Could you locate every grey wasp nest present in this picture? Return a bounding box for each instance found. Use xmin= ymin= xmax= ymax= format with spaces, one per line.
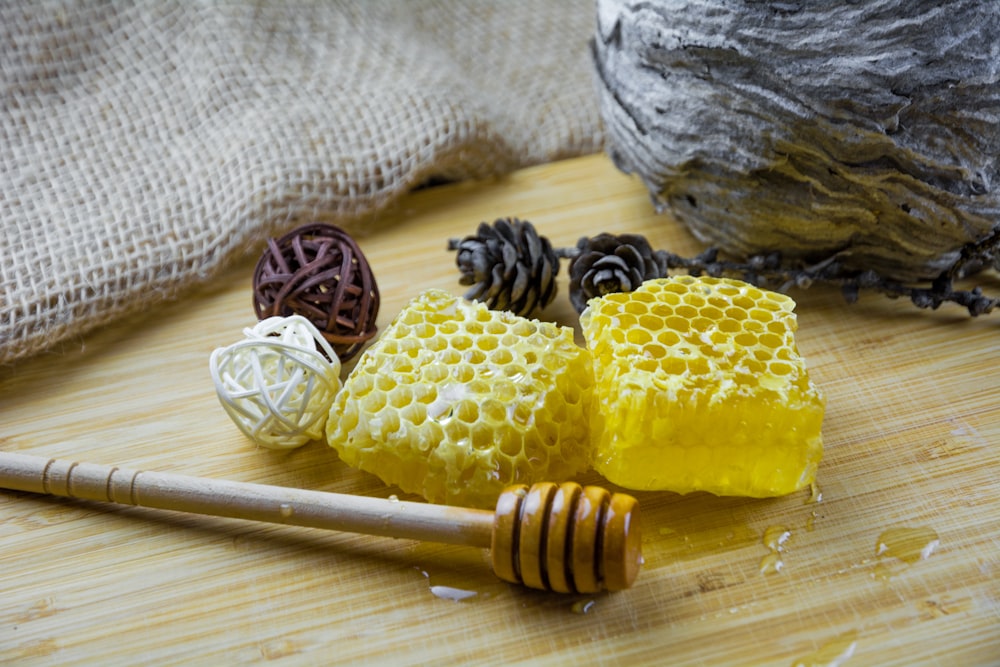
xmin=592 ymin=0 xmax=1000 ymax=283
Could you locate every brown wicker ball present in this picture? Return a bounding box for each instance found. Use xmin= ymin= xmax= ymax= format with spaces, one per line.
xmin=253 ymin=223 xmax=379 ymax=361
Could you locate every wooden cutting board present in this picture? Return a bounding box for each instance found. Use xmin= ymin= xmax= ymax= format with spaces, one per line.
xmin=2 ymin=154 xmax=998 ymax=666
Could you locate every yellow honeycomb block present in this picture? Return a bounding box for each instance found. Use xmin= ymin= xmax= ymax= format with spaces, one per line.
xmin=327 ymin=289 xmax=594 ymax=508
xmin=581 ymin=276 xmax=825 ymax=497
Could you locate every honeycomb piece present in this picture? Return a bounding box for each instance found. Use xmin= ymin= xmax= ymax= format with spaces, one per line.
xmin=581 ymin=276 xmax=825 ymax=497
xmin=327 ymin=289 xmax=594 ymax=508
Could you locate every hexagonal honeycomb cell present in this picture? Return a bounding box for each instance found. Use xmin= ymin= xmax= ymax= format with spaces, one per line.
xmin=581 ymin=276 xmax=825 ymax=497
xmin=326 ymin=289 xmax=594 ymax=508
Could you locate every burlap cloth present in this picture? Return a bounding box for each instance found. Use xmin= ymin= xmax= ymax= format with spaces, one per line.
xmin=1 ymin=2 xmax=603 ymax=365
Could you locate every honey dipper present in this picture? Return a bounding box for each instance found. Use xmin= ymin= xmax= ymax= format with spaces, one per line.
xmin=0 ymin=452 xmax=641 ymax=593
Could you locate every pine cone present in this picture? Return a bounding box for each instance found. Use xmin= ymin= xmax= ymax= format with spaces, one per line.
xmin=448 ymin=218 xmax=559 ymax=316
xmin=568 ymin=233 xmax=667 ymax=312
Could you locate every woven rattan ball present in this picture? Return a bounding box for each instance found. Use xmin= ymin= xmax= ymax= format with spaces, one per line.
xmin=210 ymin=316 xmax=342 ymax=450
xmin=253 ymin=223 xmax=380 ymax=361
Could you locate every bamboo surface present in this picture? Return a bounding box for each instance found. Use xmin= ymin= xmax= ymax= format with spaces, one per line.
xmin=2 ymin=153 xmax=999 ymax=666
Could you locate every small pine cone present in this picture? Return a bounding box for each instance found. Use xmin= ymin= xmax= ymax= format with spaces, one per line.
xmin=568 ymin=233 xmax=667 ymax=313
xmin=448 ymin=217 xmax=559 ymax=316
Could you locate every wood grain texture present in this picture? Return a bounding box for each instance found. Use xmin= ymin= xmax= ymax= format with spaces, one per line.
xmin=2 ymin=154 xmax=998 ymax=666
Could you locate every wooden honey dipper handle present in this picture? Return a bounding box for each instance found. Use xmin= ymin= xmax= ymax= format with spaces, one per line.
xmin=0 ymin=452 xmax=641 ymax=593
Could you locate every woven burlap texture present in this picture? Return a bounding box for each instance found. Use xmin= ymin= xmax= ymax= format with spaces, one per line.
xmin=1 ymin=2 xmax=603 ymax=365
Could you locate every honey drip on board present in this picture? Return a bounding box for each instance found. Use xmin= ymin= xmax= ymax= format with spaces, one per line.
xmin=876 ymin=527 xmax=939 ymax=563
xmin=410 ymin=544 xmax=506 ymax=602
xmin=429 ymin=583 xmax=478 ymax=602
xmin=417 ymin=568 xmax=483 ymax=602
xmin=790 ymin=630 xmax=858 ymax=667
xmin=759 ymin=526 xmax=791 ymax=574
xmin=873 ymin=526 xmax=939 ymax=582
xmin=805 ymin=482 xmax=823 ymax=504
xmin=759 ymin=552 xmax=784 ymax=574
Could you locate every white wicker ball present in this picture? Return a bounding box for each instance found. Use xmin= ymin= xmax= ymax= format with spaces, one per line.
xmin=210 ymin=315 xmax=342 ymax=450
